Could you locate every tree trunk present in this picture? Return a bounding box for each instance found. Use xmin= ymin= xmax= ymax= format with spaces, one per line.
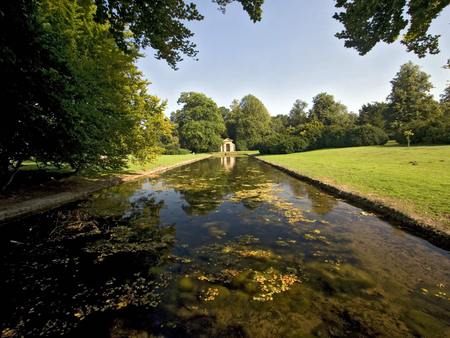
xmin=1 ymin=159 xmax=23 ymax=192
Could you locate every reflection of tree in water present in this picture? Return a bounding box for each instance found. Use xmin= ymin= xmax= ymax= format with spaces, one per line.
xmin=305 ymin=185 xmax=338 ymax=216
xmin=164 ymin=157 xmax=270 ymax=215
xmin=285 ymin=178 xmax=338 ymax=216
xmin=0 ymin=198 xmax=175 ymax=337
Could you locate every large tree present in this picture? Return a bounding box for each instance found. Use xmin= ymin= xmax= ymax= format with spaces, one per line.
xmin=334 ymin=0 xmax=449 ymax=58
xmin=172 ymin=92 xmax=225 ymax=152
xmin=386 ymin=62 xmax=440 ymax=126
xmin=234 ymin=95 xmax=272 ymax=150
xmin=309 ymin=93 xmax=352 ymax=127
xmin=0 ymin=0 xmax=170 ymax=189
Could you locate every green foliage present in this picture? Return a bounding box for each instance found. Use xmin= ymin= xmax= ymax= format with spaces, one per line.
xmin=234 ymin=95 xmax=272 ymax=150
xmin=172 ymin=92 xmax=225 ymax=152
xmin=0 ymin=0 xmax=171 ymax=189
xmin=270 ymin=115 xmax=290 ymax=134
xmin=441 ymin=84 xmax=450 ymax=116
xmin=294 ymin=120 xmax=325 ymax=150
xmin=94 ymin=0 xmax=265 ymax=68
xmin=345 ymin=125 xmax=389 ymax=147
xmin=257 ymin=134 xmax=308 ymax=155
xmin=334 ymin=0 xmax=449 ymax=57
xmin=309 ymin=93 xmax=352 ymax=127
xmin=387 ymin=62 xmax=441 ymax=126
xmin=315 ymin=124 xmax=388 ymax=149
xmin=289 ymin=99 xmax=309 ymax=127
xmin=395 ymin=118 xmax=450 ymax=145
xmin=358 ymin=102 xmax=388 ymax=129
xmin=164 ymin=145 xmax=192 ymax=155
xmin=38 ymin=0 xmax=170 ymax=167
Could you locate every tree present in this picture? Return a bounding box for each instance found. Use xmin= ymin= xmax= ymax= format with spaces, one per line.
xmin=234 ymin=95 xmax=272 ymax=150
xmin=289 ymin=100 xmax=308 ymax=127
xmin=94 ymin=0 xmax=264 ymax=68
xmin=358 ymin=102 xmax=388 ymax=129
xmin=403 ymin=130 xmax=414 ymax=147
xmin=172 ymin=92 xmax=225 ymax=152
xmin=441 ymin=85 xmax=450 ymax=116
xmin=334 ymin=0 xmax=449 ymax=58
xmin=0 ymin=0 xmax=171 ymax=189
xmin=309 ymin=93 xmax=352 ymax=127
xmin=441 ymin=61 xmax=450 ymax=115
xmin=271 ymin=115 xmax=290 ymax=134
xmin=386 ymin=62 xmax=440 ymax=126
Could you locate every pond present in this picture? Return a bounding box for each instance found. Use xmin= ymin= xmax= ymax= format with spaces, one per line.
xmin=1 ymin=156 xmax=449 ymax=337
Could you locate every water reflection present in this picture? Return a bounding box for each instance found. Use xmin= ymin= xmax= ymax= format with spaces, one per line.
xmin=220 ymin=156 xmax=236 ymax=171
xmin=1 ymin=156 xmax=449 ymax=337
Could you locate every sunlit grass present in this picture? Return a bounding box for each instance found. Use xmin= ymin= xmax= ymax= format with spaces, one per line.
xmin=123 ymin=154 xmax=210 ymax=173
xmin=258 ymin=145 xmax=450 ymax=227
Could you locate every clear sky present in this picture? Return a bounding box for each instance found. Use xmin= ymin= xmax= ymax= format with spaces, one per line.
xmin=137 ymin=0 xmax=450 ymax=116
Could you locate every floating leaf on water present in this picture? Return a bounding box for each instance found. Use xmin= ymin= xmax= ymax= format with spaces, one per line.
xmin=360 ymin=211 xmax=374 ymax=216
xmin=1 ymin=328 xmax=17 ymax=337
xmin=199 ymin=287 xmax=220 ymax=302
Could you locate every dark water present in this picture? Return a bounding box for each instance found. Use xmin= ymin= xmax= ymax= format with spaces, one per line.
xmin=1 ymin=156 xmax=449 ymax=337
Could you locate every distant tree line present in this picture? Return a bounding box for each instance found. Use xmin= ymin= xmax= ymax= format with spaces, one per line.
xmin=259 ymin=61 xmax=450 ymax=154
xmin=258 ymin=61 xmax=450 ymax=154
xmin=169 ymin=61 xmax=449 ymax=154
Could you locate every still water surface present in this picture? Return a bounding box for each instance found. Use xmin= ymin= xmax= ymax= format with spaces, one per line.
xmin=1 ymin=156 xmax=449 ymax=337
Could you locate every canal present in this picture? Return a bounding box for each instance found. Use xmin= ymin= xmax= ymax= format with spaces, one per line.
xmin=1 ymin=156 xmax=449 ymax=337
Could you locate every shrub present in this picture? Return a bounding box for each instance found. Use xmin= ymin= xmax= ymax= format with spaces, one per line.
xmin=318 ymin=126 xmax=347 ymax=148
xmin=257 ymin=134 xmax=308 ymax=155
xmin=164 ymin=147 xmax=191 ymax=155
xmin=394 ymin=118 xmax=450 ymax=145
xmin=344 ymin=125 xmax=388 ymax=146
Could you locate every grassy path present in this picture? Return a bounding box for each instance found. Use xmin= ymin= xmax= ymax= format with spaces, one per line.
xmin=258 ymin=145 xmax=450 ymax=230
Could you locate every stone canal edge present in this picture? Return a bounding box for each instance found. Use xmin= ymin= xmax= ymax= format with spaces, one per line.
xmin=253 ymin=156 xmax=450 ymax=250
xmin=0 ymin=155 xmax=211 ymax=225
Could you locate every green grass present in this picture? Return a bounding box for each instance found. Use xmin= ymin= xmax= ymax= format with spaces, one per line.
xmin=258 ymin=145 xmax=450 ymax=227
xmin=123 ymin=154 xmax=210 ymax=173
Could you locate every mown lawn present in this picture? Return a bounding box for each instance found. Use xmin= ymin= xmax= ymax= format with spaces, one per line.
xmin=258 ymin=145 xmax=450 ymax=227
xmin=123 ymin=154 xmax=210 ymax=173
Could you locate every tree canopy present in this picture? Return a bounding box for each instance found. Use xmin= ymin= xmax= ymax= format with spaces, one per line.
xmin=387 ymin=62 xmax=440 ymax=126
xmin=171 ymin=92 xmax=225 ymax=152
xmin=309 ymin=93 xmax=351 ymax=127
xmin=232 ymin=95 xmax=272 ymax=150
xmin=0 ymin=0 xmax=171 ymax=188
xmin=289 ymin=100 xmax=309 ymax=127
xmin=334 ymin=0 xmax=449 ymax=58
xmin=358 ymin=102 xmax=388 ymax=129
xmin=93 ymin=0 xmax=264 ymax=68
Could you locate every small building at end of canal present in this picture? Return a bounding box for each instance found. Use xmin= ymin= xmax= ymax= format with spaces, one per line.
xmin=220 ymin=138 xmax=236 ymax=153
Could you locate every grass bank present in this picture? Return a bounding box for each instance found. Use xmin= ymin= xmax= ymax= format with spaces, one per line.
xmin=257 ymin=145 xmax=450 ymax=233
xmin=0 ymin=154 xmax=209 ymax=223
xmin=122 ymin=154 xmax=210 ymax=173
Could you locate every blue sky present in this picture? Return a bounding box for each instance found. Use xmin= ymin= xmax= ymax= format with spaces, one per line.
xmin=137 ymin=0 xmax=450 ymax=116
